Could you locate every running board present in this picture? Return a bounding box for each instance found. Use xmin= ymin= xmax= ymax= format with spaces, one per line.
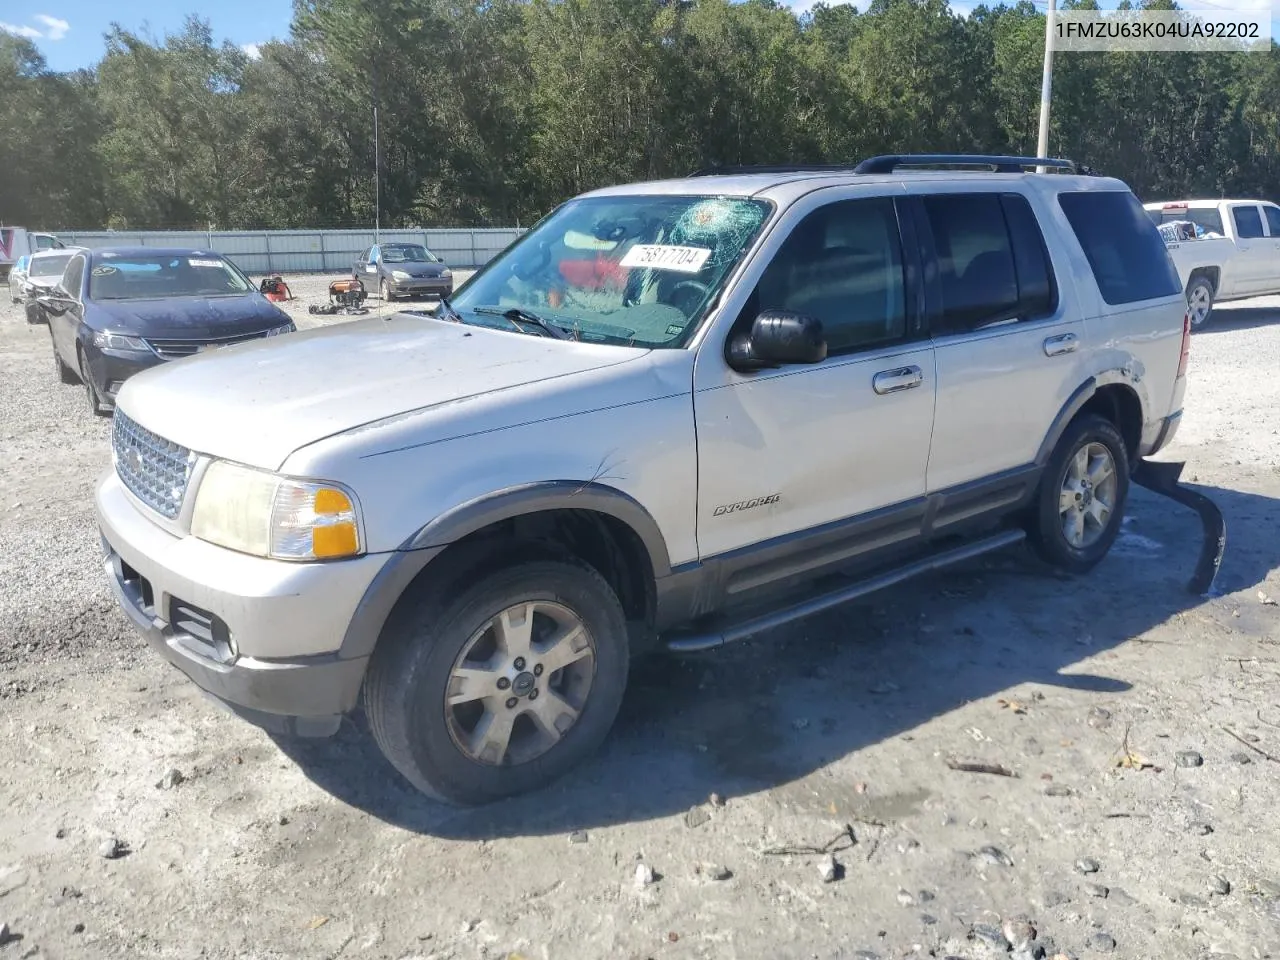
xmin=664 ymin=528 xmax=1027 ymax=653
xmin=1131 ymin=458 xmax=1226 ymax=597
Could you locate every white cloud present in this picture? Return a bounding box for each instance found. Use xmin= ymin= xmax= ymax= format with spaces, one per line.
xmin=1 ymin=14 xmax=69 ymax=41
xmin=0 ymin=21 xmax=44 ymax=40
xmin=33 ymin=14 xmax=68 ymax=40
xmin=240 ymin=42 xmax=262 ymax=59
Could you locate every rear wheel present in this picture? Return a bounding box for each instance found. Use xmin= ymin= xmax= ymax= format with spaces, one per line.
xmin=1186 ymin=276 xmax=1215 ymax=330
xmin=363 ymin=559 xmax=630 ymax=806
xmin=1027 ymin=414 xmax=1129 ymax=574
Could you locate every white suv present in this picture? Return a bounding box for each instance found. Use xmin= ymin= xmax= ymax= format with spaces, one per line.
xmin=96 ymin=154 xmax=1191 ymax=805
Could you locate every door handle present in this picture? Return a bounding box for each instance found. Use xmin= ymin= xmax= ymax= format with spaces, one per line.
xmin=872 ymin=365 xmax=923 ymax=395
xmin=1043 ymin=333 xmax=1079 ymax=357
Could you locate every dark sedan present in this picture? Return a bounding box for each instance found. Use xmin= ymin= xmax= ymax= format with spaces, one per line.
xmin=353 ymin=242 xmax=453 ymax=301
xmin=36 ymin=248 xmax=295 ymax=416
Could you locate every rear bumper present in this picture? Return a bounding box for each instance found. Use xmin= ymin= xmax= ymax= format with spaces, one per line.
xmin=1140 ymin=409 xmax=1182 ymax=457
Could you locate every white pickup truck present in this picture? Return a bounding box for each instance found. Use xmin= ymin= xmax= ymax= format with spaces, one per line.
xmin=1144 ymin=199 xmax=1280 ymax=328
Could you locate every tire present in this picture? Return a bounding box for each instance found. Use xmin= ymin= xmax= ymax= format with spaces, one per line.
xmin=53 ymin=331 xmax=78 ymax=385
xmin=1186 ymin=275 xmax=1215 ymax=330
xmin=363 ymin=558 xmax=630 ymax=806
xmin=380 ymin=278 xmax=394 ymax=302
xmin=1027 ymin=414 xmax=1130 ymax=575
xmin=77 ymin=346 xmax=111 ymax=416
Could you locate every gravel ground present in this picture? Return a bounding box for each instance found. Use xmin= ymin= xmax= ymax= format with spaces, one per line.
xmin=0 ymin=276 xmax=1279 ymax=960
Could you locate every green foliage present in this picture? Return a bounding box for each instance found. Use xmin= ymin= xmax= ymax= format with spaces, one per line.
xmin=1 ymin=1 xmax=1277 ymax=230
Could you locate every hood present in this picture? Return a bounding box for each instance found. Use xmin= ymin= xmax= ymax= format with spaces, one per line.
xmin=383 ymin=261 xmax=446 ymax=278
xmin=115 ymin=314 xmax=649 ymax=471
xmin=90 ymin=294 xmax=289 ymax=339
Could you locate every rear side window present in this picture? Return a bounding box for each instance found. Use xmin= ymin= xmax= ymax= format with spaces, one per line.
xmin=1058 ymin=191 xmax=1182 ymax=305
xmin=921 ymin=192 xmax=1056 ymax=333
xmin=1265 ymin=206 xmax=1280 ymax=237
xmin=1234 ymin=205 xmax=1265 ymax=239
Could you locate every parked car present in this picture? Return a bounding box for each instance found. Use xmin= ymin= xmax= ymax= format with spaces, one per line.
xmin=1143 ymin=198 xmax=1280 ymax=328
xmin=96 ymin=155 xmax=1190 ymax=806
xmin=0 ymin=227 xmax=66 ymax=281
xmin=36 ymin=247 xmax=295 ymax=415
xmin=7 ymin=255 xmax=30 ymax=304
xmin=18 ymin=248 xmax=84 ymax=315
xmin=353 ymin=242 xmax=453 ymax=301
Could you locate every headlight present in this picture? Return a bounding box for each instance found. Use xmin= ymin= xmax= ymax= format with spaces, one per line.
xmin=265 ymin=323 xmax=294 ymax=336
xmin=391 ymin=270 xmax=411 ymax=280
xmin=441 ymin=269 xmax=452 ymax=278
xmin=93 ymin=332 xmax=149 ymax=352
xmin=190 ymin=460 xmax=362 ymax=561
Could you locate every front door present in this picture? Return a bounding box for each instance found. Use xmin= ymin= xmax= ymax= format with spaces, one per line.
xmin=694 ymin=193 xmax=937 ymax=563
xmin=1231 ymin=204 xmax=1269 ymax=296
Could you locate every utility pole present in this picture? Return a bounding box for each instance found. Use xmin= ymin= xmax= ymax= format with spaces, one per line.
xmin=1036 ymin=0 xmax=1057 ymax=172
xmin=374 ymin=104 xmax=381 ymax=243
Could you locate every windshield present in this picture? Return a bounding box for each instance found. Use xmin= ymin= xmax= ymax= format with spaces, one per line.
xmin=381 ymin=244 xmax=438 ymax=263
xmin=451 ymin=195 xmax=772 ymax=347
xmin=88 ymin=254 xmax=253 ymax=300
xmin=31 ymin=254 xmax=72 ymax=277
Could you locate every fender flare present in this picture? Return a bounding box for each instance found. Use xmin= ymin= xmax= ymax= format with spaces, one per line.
xmin=337 ymin=481 xmax=673 ymax=660
xmin=1034 ymin=377 xmax=1097 ymax=467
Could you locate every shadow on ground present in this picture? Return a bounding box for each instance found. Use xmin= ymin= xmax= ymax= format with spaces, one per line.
xmin=1196 ymin=302 xmax=1280 ymax=334
xmin=272 ymin=480 xmax=1280 ymax=839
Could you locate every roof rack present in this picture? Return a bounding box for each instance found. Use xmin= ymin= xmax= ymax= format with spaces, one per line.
xmin=854 ymin=154 xmax=1080 ymax=174
xmin=688 ymin=154 xmax=1092 ymax=178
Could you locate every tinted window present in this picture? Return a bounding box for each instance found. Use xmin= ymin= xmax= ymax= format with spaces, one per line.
xmin=1058 ymin=191 xmax=1182 ymax=305
xmin=62 ymin=256 xmax=85 ymax=297
xmin=1234 ymin=205 xmax=1265 ymax=239
xmin=754 ymin=197 xmax=907 ymax=353
xmin=1266 ymin=206 xmax=1280 ymax=237
xmin=921 ymin=194 xmax=1019 ymax=332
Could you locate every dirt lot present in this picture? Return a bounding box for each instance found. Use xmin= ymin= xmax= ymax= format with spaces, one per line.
xmin=1 ymin=273 xmax=1279 ymax=960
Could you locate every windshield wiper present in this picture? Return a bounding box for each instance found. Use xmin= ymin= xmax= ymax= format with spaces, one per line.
xmin=471 ymin=306 xmax=571 ymax=340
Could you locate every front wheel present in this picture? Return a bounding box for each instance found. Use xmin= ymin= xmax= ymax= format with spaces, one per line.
xmin=1186 ymin=276 xmax=1215 ymax=330
xmin=380 ymin=278 xmax=395 ymax=302
xmin=77 ymin=346 xmax=111 ymax=416
xmin=1027 ymin=414 xmax=1130 ymax=575
xmin=363 ymin=559 xmax=630 ymax=806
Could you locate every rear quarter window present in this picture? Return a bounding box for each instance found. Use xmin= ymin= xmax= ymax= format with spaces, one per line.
xmin=1058 ymin=191 xmax=1182 ymax=305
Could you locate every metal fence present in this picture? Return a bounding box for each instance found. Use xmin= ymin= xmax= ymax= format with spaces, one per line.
xmin=55 ymin=228 xmax=526 ymax=274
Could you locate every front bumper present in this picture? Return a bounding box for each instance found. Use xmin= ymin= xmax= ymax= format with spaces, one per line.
xmin=96 ymin=470 xmax=386 ymax=735
xmin=389 ymin=277 xmax=453 ymax=298
xmin=86 ymin=348 xmax=164 ymax=401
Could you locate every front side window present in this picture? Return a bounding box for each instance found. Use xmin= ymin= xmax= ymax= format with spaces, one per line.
xmin=752 ymin=197 xmax=906 ymax=353
xmin=1234 ymin=205 xmax=1265 ymax=239
xmin=452 ymin=195 xmax=772 ymax=347
xmin=87 ymin=254 xmax=253 ymax=300
xmin=61 ymin=256 xmax=85 ymax=298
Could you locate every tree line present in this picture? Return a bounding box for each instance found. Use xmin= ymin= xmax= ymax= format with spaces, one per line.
xmin=1 ymin=0 xmax=1277 ymax=232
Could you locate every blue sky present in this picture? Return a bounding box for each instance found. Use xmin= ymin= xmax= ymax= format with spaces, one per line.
xmin=0 ymin=0 xmax=293 ymax=71
xmin=3 ymin=0 xmax=1275 ymax=72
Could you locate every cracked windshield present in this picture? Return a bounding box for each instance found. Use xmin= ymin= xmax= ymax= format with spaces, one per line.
xmin=451 ymin=196 xmax=770 ymax=346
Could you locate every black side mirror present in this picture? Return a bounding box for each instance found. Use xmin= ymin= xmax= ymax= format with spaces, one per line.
xmin=727 ymin=309 xmax=827 ymax=371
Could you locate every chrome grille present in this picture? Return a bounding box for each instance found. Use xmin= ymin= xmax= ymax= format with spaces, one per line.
xmin=145 ymin=329 xmax=273 ymax=359
xmin=112 ymin=410 xmax=195 ymax=519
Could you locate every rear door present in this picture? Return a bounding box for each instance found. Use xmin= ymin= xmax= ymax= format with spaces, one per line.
xmin=1229 ymin=203 xmax=1269 ymax=295
xmin=907 ymin=186 xmax=1081 ymax=499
